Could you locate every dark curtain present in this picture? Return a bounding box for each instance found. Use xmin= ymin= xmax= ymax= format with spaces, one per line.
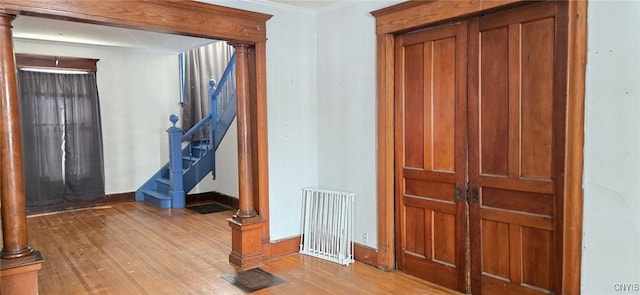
xmin=18 ymin=70 xmax=105 ymax=206
xmin=182 ymin=41 xmax=234 ymax=131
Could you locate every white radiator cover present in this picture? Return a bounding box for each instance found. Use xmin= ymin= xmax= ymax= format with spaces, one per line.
xmin=299 ymin=188 xmax=355 ymax=265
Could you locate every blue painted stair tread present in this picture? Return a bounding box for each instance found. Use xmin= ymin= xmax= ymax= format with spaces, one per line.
xmin=141 ymin=189 xmax=171 ymax=208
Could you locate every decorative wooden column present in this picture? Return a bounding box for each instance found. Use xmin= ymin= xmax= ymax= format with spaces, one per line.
xmin=0 ymin=11 xmax=44 ymax=295
xmin=227 ymin=42 xmax=264 ymax=269
xmin=0 ymin=12 xmax=32 ymax=260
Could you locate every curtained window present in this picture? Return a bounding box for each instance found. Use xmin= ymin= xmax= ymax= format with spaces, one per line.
xmin=17 ymin=54 xmax=105 ymax=207
xmin=181 ymin=41 xmax=234 ymax=131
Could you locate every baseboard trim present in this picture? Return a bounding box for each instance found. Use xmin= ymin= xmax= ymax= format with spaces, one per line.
xmin=262 ymin=236 xmax=383 ymax=269
xmin=263 ymin=236 xmax=301 ymax=260
xmin=25 ymin=190 xmax=239 ymax=215
xmin=186 ymin=191 xmax=238 ymax=208
xmin=26 ymin=192 xmax=134 ymax=215
xmin=106 ymin=192 xmax=136 ymax=203
xmin=353 ymin=243 xmax=379 ymax=268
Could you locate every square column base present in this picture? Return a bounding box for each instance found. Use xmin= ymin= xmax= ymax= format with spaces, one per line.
xmin=227 ymin=217 xmax=264 ymax=270
xmin=1 ymin=251 xmax=44 ymax=295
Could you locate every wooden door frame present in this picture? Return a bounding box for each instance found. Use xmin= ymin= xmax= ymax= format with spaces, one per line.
xmin=0 ymin=0 xmax=272 ymax=266
xmin=371 ymin=1 xmax=587 ymax=294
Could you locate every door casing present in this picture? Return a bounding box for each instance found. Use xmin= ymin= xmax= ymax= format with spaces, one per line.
xmin=371 ymin=1 xmax=587 ymax=294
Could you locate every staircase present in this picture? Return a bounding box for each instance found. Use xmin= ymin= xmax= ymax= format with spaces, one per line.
xmin=135 ymin=55 xmax=236 ymax=208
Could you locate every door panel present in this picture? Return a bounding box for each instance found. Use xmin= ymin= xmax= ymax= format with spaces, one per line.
xmin=469 ymin=2 xmax=562 ymax=294
xmin=395 ymin=22 xmax=467 ymax=293
xmin=403 ymin=43 xmax=426 ymax=169
xmin=395 ymin=2 xmax=565 ymax=293
xmin=480 ymin=220 xmax=510 ymax=278
xmin=520 ymin=17 xmax=555 ymax=179
xmin=479 ymin=26 xmax=509 ymax=177
xmin=432 ymin=37 xmax=457 ymax=172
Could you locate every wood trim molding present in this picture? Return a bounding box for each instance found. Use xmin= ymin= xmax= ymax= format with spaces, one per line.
xmin=354 ymin=243 xmax=378 ymax=268
xmin=371 ymin=1 xmax=587 ymax=293
xmin=253 ymin=41 xmax=271 ymax=244
xmin=375 ymin=33 xmax=396 ymax=272
xmin=0 ymin=0 xmax=271 ymax=43
xmin=262 ymin=236 xmax=380 ymax=269
xmin=563 ymin=1 xmax=587 ymax=294
xmin=186 ymin=191 xmax=239 ymax=208
xmin=263 ymin=236 xmax=301 ymax=260
xmin=15 ymin=53 xmax=98 ymax=72
xmin=26 ymin=192 xmax=134 ymax=215
xmin=371 ymin=0 xmax=526 ymax=35
xmin=0 ymin=9 xmax=16 ymax=15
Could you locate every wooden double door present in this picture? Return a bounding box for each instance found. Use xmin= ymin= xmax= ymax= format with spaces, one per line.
xmin=394 ymin=2 xmax=567 ymax=294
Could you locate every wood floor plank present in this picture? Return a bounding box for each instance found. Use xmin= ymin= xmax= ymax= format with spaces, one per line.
xmin=14 ymin=202 xmax=461 ymax=294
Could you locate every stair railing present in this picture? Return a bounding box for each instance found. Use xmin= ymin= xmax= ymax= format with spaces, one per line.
xmin=208 ymin=53 xmax=236 ymax=176
xmin=166 ymin=54 xmax=236 ymax=203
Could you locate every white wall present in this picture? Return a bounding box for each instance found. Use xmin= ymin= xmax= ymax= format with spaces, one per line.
xmin=213 ymin=119 xmax=239 ymax=197
xmin=316 ymin=1 xmax=401 ymax=248
xmin=582 ymin=1 xmax=640 ymax=294
xmin=14 ymin=39 xmax=181 ymax=195
xmin=190 ymin=118 xmax=239 ymax=198
xmin=207 ymin=0 xmax=398 ymax=245
xmin=203 ymin=1 xmax=319 ymax=240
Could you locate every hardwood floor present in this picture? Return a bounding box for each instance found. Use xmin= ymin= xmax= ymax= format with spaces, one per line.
xmin=17 ymin=202 xmax=460 ymax=294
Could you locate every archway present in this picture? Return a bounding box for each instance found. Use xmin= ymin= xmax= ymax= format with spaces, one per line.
xmin=0 ymin=2 xmax=272 ymax=291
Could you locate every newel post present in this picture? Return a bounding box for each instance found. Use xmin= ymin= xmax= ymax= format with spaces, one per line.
xmin=168 ymin=115 xmax=185 ymax=208
xmin=227 ymin=41 xmax=264 ymax=269
xmin=0 ymin=11 xmax=44 ymax=295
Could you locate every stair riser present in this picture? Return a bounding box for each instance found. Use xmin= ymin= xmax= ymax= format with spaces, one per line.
xmin=143 ymin=192 xmax=171 ymax=208
xmin=189 ymin=149 xmax=206 ymax=158
xmin=182 ymin=158 xmax=196 ymax=168
xmin=155 ymin=181 xmax=170 ymax=195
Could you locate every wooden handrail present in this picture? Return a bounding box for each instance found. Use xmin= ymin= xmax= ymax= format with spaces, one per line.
xmin=181 ymin=113 xmax=212 ymax=141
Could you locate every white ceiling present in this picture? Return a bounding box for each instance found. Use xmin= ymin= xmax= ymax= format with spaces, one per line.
xmin=268 ymin=0 xmax=339 ymax=9
xmin=11 ymin=1 xmax=339 ymax=52
xmin=12 ymin=15 xmax=217 ymax=53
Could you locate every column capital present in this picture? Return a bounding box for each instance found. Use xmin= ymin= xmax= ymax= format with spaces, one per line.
xmin=0 ymin=11 xmax=17 ymax=28
xmin=228 ymin=41 xmax=251 ymax=52
xmin=0 ymin=10 xmax=18 ymax=17
xmin=228 ymin=41 xmax=252 ymax=47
